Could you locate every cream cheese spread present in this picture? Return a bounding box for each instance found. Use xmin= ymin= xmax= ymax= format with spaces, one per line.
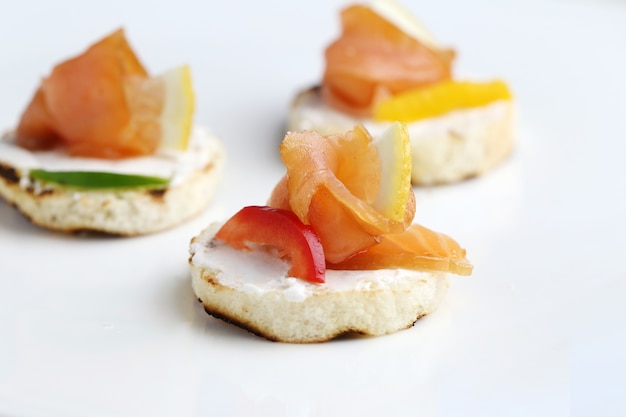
xmin=190 ymin=223 xmax=438 ymax=303
xmin=288 ymin=91 xmax=514 ymax=185
xmin=0 ymin=126 xmax=222 ymax=187
xmin=289 ymin=90 xmax=509 ymax=139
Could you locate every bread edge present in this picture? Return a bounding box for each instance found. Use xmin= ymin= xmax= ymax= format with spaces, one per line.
xmin=0 ymin=141 xmax=225 ymax=236
xmin=190 ymin=231 xmax=450 ymax=344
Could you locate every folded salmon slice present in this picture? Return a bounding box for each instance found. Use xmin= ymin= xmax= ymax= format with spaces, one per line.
xmin=15 ymin=29 xmax=164 ymax=159
xmin=322 ymin=5 xmax=455 ymax=116
xmin=329 ymin=224 xmax=473 ymax=276
xmin=268 ymin=127 xmax=415 ymax=264
xmin=269 ymin=126 xmax=471 ymax=274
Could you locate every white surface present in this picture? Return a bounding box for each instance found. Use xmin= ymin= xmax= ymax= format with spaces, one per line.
xmin=0 ymin=0 xmax=625 ymax=416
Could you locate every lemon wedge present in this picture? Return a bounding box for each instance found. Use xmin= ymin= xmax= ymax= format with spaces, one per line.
xmin=368 ymin=0 xmax=439 ymax=50
xmin=156 ymin=64 xmax=195 ymax=151
xmin=372 ymin=122 xmax=412 ymax=222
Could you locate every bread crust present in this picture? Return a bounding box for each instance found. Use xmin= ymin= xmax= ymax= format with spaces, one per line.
xmin=0 ymin=134 xmax=225 ymax=235
xmin=288 ymin=86 xmax=515 ymax=185
xmin=189 ymin=225 xmax=450 ymax=343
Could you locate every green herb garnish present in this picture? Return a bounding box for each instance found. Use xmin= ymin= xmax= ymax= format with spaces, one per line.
xmin=29 ymin=170 xmax=170 ymax=190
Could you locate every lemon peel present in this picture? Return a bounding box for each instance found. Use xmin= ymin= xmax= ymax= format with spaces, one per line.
xmin=156 ymin=64 xmax=195 ymax=151
xmin=372 ymin=122 xmax=412 ymax=223
xmin=367 ymin=0 xmax=439 ymax=50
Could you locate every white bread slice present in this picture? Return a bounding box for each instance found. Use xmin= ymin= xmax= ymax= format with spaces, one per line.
xmin=189 ymin=223 xmax=450 ymax=343
xmin=288 ymin=86 xmax=515 ymax=185
xmin=0 ymin=128 xmax=225 ymax=235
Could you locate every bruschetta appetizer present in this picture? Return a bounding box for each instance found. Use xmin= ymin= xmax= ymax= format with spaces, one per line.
xmin=0 ymin=29 xmax=224 ymax=235
xmin=288 ymin=0 xmax=515 ymax=185
xmin=190 ymin=123 xmax=472 ymax=343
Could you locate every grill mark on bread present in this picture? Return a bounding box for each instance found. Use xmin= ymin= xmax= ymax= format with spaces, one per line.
xmin=195 ymin=290 xmax=356 ymax=343
xmin=411 ymin=313 xmax=427 ymax=327
xmin=33 ymin=188 xmax=54 ymax=197
xmin=448 ymin=129 xmax=462 ymax=141
xmin=148 ymin=188 xmax=167 ymax=198
xmin=309 ymin=85 xmax=322 ymax=94
xmin=0 ymin=163 xmax=54 ymax=196
xmin=0 ymin=163 xmax=19 ymax=184
xmin=201 ymin=160 xmax=216 ymax=174
xmin=201 ymin=272 xmax=220 ymax=286
xmin=201 ymin=304 xmax=372 ymax=343
xmin=202 ymin=305 xmax=278 ymax=341
xmin=69 ymin=228 xmax=125 ymax=237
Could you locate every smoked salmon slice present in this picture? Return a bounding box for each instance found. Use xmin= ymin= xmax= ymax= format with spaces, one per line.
xmin=268 ymin=126 xmax=415 ymax=264
xmin=268 ymin=126 xmax=471 ymax=275
xmin=15 ymin=29 xmax=164 ymax=159
xmin=322 ymin=5 xmax=455 ymax=116
xmin=14 ymin=87 xmax=59 ymax=150
xmin=329 ymin=224 xmax=473 ymax=276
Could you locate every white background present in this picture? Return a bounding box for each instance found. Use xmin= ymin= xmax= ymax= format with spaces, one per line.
xmin=1 ymin=0 xmax=625 ymax=416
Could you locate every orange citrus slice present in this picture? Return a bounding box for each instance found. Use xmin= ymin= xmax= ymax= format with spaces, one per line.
xmin=374 ymin=79 xmax=512 ymax=123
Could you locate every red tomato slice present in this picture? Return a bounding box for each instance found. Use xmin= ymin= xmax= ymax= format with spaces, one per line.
xmin=215 ymin=206 xmax=326 ymax=283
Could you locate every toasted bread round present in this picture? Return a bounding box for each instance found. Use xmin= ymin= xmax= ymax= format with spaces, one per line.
xmin=0 ymin=128 xmax=225 ymax=235
xmin=189 ymin=224 xmax=450 ymax=343
xmin=288 ymin=86 xmax=515 ymax=185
